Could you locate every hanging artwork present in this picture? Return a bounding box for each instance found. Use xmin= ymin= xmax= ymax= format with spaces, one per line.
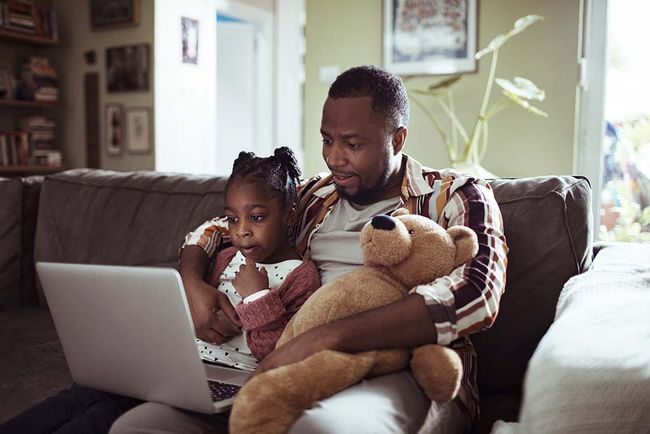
xmin=383 ymin=0 xmax=478 ymax=75
xmin=182 ymin=17 xmax=199 ymax=64
xmin=106 ymin=44 xmax=150 ymax=92
xmin=105 ymin=103 xmax=124 ymax=155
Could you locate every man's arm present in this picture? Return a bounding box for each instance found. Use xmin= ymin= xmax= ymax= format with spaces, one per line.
xmin=180 ymin=218 xmax=242 ymax=343
xmin=258 ymin=293 xmax=434 ymax=373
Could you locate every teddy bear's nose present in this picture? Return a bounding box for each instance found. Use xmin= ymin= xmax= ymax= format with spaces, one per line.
xmin=371 ymin=215 xmax=396 ymax=231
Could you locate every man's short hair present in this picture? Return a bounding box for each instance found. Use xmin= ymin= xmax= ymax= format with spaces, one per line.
xmin=328 ymin=65 xmax=409 ymax=130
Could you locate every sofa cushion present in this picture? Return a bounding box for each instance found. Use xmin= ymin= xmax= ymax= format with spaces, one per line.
xmin=0 ymin=177 xmax=22 ymax=310
xmin=471 ymin=176 xmax=592 ymax=395
xmin=34 ymin=169 xmax=228 ymax=303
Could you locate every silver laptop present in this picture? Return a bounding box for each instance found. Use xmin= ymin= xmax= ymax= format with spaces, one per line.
xmin=36 ymin=262 xmax=252 ymax=414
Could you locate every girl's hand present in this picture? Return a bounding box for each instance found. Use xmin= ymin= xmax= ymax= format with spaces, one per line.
xmin=233 ymin=256 xmax=269 ymax=298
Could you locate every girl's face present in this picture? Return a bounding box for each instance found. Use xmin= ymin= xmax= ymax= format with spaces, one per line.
xmin=224 ymin=179 xmax=292 ymax=264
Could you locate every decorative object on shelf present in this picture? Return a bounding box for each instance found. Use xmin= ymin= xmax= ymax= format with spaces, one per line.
xmin=383 ymin=0 xmax=477 ymax=76
xmin=106 ymin=44 xmax=150 ymax=92
xmin=181 ymin=17 xmax=199 ymax=65
xmin=105 ymin=103 xmax=124 ymax=155
xmin=90 ymin=0 xmax=139 ymax=30
xmin=125 ymin=107 xmax=151 ymax=154
xmin=407 ymin=15 xmax=547 ymax=178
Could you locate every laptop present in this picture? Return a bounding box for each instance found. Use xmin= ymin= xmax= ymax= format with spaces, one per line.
xmin=35 ymin=262 xmax=252 ymax=414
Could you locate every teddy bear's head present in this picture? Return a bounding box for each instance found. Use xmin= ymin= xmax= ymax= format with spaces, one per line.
xmin=359 ymin=209 xmax=478 ymax=289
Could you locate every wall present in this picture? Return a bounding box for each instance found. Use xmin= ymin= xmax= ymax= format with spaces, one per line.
xmin=303 ymin=0 xmax=582 ymax=178
xmin=154 ymin=0 xmax=218 ymax=174
xmin=54 ymin=0 xmax=155 ymax=171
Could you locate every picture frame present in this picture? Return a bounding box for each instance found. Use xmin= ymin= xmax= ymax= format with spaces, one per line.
xmin=106 ymin=44 xmax=150 ymax=92
xmin=181 ymin=17 xmax=199 ymax=64
xmin=105 ymin=103 xmax=124 ymax=156
xmin=90 ymin=0 xmax=140 ymax=30
xmin=125 ymin=107 xmax=151 ymax=154
xmin=383 ymin=0 xmax=478 ymax=76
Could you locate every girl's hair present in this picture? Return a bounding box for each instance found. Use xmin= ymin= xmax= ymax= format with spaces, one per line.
xmin=227 ymin=146 xmax=302 ymax=209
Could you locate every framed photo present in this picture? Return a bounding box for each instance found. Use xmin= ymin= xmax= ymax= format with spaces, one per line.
xmin=105 ymin=103 xmax=124 ymax=155
xmin=90 ymin=0 xmax=140 ymax=30
xmin=125 ymin=107 xmax=151 ymax=154
xmin=383 ymin=0 xmax=478 ymax=76
xmin=106 ymin=44 xmax=150 ymax=92
xmin=181 ymin=17 xmax=199 ymax=64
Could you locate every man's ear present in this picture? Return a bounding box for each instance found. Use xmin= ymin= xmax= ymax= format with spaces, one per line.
xmin=392 ymin=126 xmax=407 ymax=154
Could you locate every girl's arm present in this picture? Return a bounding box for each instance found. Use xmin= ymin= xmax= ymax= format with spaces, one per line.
xmin=235 ymin=260 xmax=321 ymax=360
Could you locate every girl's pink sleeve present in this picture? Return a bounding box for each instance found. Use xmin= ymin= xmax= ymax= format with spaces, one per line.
xmin=235 ymin=260 xmax=321 ymax=360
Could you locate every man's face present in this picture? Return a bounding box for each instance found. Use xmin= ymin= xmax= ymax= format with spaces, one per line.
xmin=320 ymin=96 xmax=400 ymax=205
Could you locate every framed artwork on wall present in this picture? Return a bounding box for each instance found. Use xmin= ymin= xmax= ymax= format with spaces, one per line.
xmin=383 ymin=0 xmax=478 ymax=75
xmin=182 ymin=17 xmax=199 ymax=64
xmin=105 ymin=103 xmax=124 ymax=156
xmin=106 ymin=44 xmax=150 ymax=92
xmin=90 ymin=0 xmax=140 ymax=30
xmin=125 ymin=107 xmax=151 ymax=154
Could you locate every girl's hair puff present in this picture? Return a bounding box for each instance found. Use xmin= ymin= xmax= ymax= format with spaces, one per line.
xmin=226 ymin=146 xmax=302 ymax=209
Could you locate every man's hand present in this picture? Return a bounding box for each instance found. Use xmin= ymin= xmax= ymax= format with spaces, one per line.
xmin=232 ymin=256 xmax=269 ymax=299
xmin=186 ymin=278 xmax=241 ymax=344
xmin=180 ymin=245 xmax=242 ymax=344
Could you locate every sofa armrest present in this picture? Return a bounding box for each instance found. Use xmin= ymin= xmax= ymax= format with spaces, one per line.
xmin=512 ymin=243 xmax=650 ymax=433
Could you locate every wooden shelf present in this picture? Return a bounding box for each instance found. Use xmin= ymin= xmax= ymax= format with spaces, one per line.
xmin=0 ymin=165 xmax=65 ymax=174
xmin=0 ymin=28 xmax=59 ymax=46
xmin=0 ymin=99 xmax=58 ymax=109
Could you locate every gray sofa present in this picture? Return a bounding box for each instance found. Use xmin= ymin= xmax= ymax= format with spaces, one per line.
xmin=0 ymin=169 xmax=593 ymax=433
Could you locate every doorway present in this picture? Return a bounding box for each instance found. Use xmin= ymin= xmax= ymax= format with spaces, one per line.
xmin=215 ymin=5 xmax=273 ymax=176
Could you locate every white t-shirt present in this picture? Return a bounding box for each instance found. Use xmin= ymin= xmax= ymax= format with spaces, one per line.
xmin=196 ymin=250 xmax=302 ymax=371
xmin=309 ymin=197 xmax=402 ymax=284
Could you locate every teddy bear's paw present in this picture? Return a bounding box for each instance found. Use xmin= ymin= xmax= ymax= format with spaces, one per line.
xmin=410 ymin=344 xmax=463 ymax=402
xmin=230 ymin=369 xmax=302 ymax=434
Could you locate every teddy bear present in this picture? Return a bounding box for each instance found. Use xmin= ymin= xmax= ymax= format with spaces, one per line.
xmin=229 ymin=209 xmax=478 ymax=434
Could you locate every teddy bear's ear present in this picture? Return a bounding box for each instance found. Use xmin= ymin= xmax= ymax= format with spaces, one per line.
xmin=391 ymin=208 xmax=409 ymax=217
xmin=447 ymin=226 xmax=479 ymax=267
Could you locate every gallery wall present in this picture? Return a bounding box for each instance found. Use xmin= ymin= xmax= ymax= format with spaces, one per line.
xmin=53 ymin=0 xmax=155 ymax=171
xmin=302 ymin=0 xmax=583 ymax=178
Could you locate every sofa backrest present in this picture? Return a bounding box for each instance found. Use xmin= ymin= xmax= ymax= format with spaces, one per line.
xmin=472 ymin=176 xmax=593 ymax=395
xmin=0 ymin=177 xmax=22 ymax=310
xmin=34 ymin=169 xmax=228 ymax=304
xmin=0 ymin=176 xmax=43 ymax=310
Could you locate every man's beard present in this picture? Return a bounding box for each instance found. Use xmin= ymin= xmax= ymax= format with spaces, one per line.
xmin=337 ymin=163 xmax=392 ymax=206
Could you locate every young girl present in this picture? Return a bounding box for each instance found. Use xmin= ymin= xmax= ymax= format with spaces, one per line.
xmin=0 ymin=147 xmax=320 ymax=434
xmin=195 ymin=146 xmax=321 ymax=369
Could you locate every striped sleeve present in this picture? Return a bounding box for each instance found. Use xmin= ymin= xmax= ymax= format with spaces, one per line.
xmin=413 ymin=180 xmax=508 ymax=345
xmin=181 ymin=217 xmax=230 ymax=260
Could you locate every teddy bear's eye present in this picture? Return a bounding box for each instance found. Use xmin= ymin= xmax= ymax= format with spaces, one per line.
xmin=408 ymin=229 xmax=415 ymax=234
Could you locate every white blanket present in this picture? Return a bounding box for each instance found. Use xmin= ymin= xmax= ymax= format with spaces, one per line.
xmin=492 ymin=244 xmax=650 ymax=434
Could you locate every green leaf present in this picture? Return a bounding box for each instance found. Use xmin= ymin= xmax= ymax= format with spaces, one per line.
xmin=502 ymin=90 xmax=548 ymax=117
xmin=495 ymin=77 xmax=545 ymax=101
xmin=507 ymin=15 xmax=545 ymax=38
xmin=475 ymin=15 xmax=544 ymax=59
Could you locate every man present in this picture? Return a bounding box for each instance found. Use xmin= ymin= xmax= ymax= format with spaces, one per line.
xmin=111 ymin=65 xmax=508 ymax=434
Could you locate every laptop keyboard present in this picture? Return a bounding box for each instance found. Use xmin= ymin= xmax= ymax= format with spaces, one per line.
xmin=208 ymin=380 xmax=241 ymax=402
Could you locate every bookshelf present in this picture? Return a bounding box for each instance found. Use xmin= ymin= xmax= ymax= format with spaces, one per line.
xmin=0 ymin=0 xmax=62 ymax=176
xmin=0 ymin=27 xmax=58 ymax=46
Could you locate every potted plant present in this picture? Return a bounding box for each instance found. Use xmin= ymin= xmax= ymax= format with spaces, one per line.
xmin=408 ymin=15 xmax=547 ymax=178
